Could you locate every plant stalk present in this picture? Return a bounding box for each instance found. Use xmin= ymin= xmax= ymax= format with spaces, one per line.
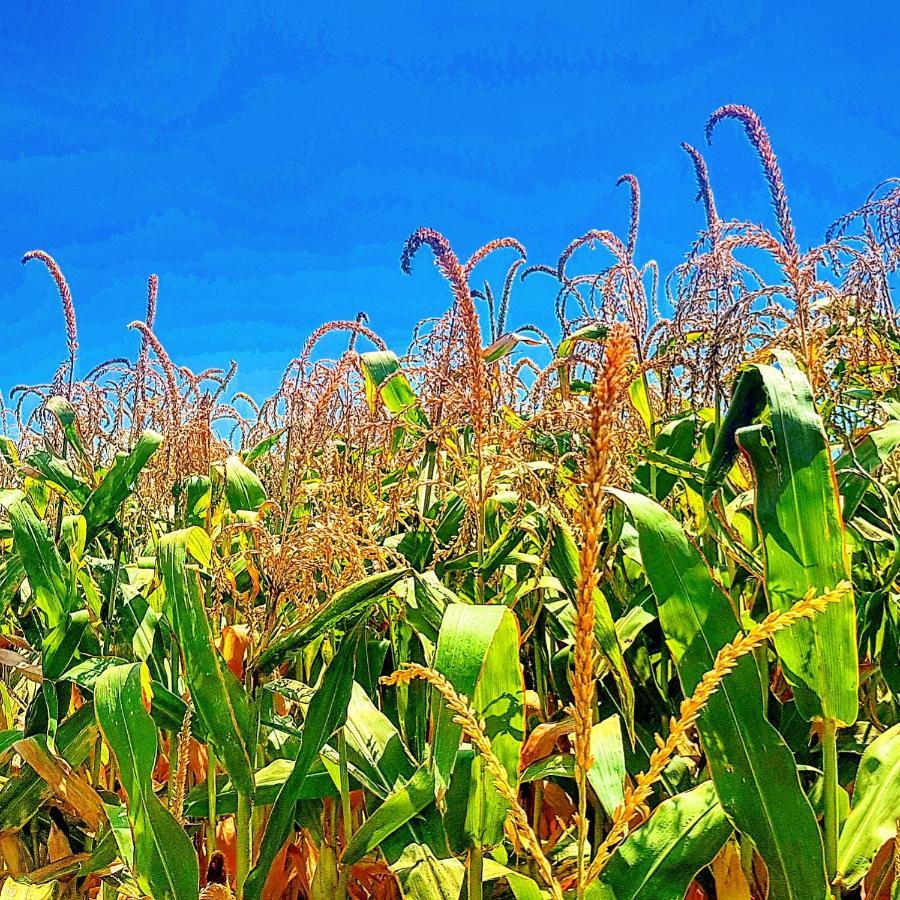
xmin=206 ymin=745 xmax=218 ymax=856
xmin=338 ymin=728 xmax=353 ymax=840
xmin=236 ymin=790 xmax=252 ymax=900
xmin=467 ymin=844 xmax=483 ymax=900
xmin=822 ymin=719 xmax=840 ymax=896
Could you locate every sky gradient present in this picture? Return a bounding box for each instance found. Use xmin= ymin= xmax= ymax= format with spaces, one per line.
xmin=2 ymin=2 xmax=897 ymax=401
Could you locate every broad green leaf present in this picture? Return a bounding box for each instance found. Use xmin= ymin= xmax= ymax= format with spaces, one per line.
xmin=390 ymin=846 xmax=530 ymax=900
xmin=835 ymin=418 xmax=900 ymax=519
xmin=185 ymin=474 xmax=212 ymax=527
xmin=628 ymin=374 xmax=653 ymax=432
xmin=80 ymin=431 xmax=163 ymax=529
xmin=100 ymin=796 xmax=136 ymax=873
xmin=45 ymin=396 xmax=91 ymax=474
xmin=557 ymin=323 xmax=610 ymax=359
xmin=594 ymin=781 xmax=732 ymax=900
xmin=430 ymin=603 xmax=524 ymax=849
xmin=0 ymin=489 xmax=71 ymax=628
xmin=184 ymin=759 xmax=336 ymax=818
xmin=613 ymin=489 xmax=829 ymax=900
xmin=63 ymin=655 xmax=205 ymax=740
xmin=342 ymin=764 xmax=436 ymax=865
xmin=341 ymin=682 xmax=416 ymax=794
xmin=465 ymin=608 xmax=525 ymax=847
xmin=23 ymin=451 xmax=91 ymax=506
xmin=360 ymin=350 xmax=429 ymax=429
xmin=587 ymin=714 xmax=626 ymax=816
xmin=0 ymin=730 xmax=22 ymax=758
xmin=267 ymin=679 xmax=415 ymax=799
xmin=242 ymin=428 xmax=285 ymax=465
xmin=635 ymin=414 xmax=698 ymax=500
xmin=95 ymin=663 xmax=198 ymax=900
xmin=255 ymin=568 xmax=408 ymax=671
xmin=706 ymin=353 xmax=857 ymax=725
xmin=506 ymin=872 xmax=549 ymax=899
xmin=0 ymin=554 xmax=25 ymax=618
xmin=244 ymin=629 xmax=360 ymax=900
xmin=482 ymin=332 xmax=541 ymax=363
xmin=390 ymin=844 xmax=462 ymax=900
xmin=224 ymin=454 xmax=266 ymax=512
xmin=41 ymin=608 xmax=89 ymax=752
xmin=836 ymin=723 xmax=900 ymax=887
xmin=159 ymin=528 xmax=255 ymax=796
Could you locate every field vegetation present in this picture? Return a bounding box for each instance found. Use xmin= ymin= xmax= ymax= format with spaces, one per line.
xmin=0 ymin=105 xmax=898 ymax=900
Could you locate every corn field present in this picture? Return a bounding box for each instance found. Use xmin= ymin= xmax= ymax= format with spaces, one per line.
xmin=0 ymin=104 xmax=898 ymax=900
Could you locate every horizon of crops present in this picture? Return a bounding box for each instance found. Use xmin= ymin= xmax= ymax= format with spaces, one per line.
xmin=0 ymin=103 xmax=898 ymax=900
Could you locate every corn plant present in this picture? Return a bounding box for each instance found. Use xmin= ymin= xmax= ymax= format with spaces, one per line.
xmin=0 ymin=105 xmax=898 ymax=900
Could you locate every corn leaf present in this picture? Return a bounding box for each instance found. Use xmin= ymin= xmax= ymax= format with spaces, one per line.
xmin=79 ymin=431 xmax=163 ymax=529
xmin=835 ymin=418 xmax=900 ymax=519
xmin=612 ymin=489 xmax=829 ymax=900
xmin=224 ymin=453 xmax=266 ymax=512
xmin=0 ymin=704 xmax=96 ymax=832
xmin=255 ymin=568 xmax=408 ymax=671
xmin=94 ymin=663 xmax=198 ymax=900
xmin=342 ymin=764 xmax=436 ymax=866
xmin=0 ymin=489 xmax=72 ymax=629
xmin=159 ymin=528 xmax=255 ymax=796
xmin=587 ymin=714 xmax=626 ymax=816
xmin=45 ymin=396 xmax=91 ymax=475
xmin=593 ymin=781 xmax=732 ymax=900
xmin=360 ymin=350 xmax=429 ymax=429
xmin=706 ymin=352 xmax=857 ymax=725
xmin=836 ymin=722 xmax=900 ymax=887
xmin=245 ymin=629 xmax=360 ymax=900
xmin=429 ymin=603 xmax=524 ymax=849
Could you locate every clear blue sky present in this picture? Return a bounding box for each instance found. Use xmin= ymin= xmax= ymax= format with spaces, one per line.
xmin=1 ymin=2 xmax=897 ymax=401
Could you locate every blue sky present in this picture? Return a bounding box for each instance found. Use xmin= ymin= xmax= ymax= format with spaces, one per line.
xmin=1 ymin=2 xmax=897 ymax=401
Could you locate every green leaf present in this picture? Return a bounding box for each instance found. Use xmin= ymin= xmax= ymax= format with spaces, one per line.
xmin=255 ymin=568 xmax=408 ymax=672
xmin=429 ymin=603 xmax=524 ymax=849
xmin=587 ymin=714 xmax=626 ymax=817
xmin=0 ymin=730 xmax=22 ymax=758
xmin=159 ymin=528 xmax=255 ymax=797
xmin=506 ymin=872 xmax=549 ymax=899
xmin=80 ymin=431 xmax=163 ymax=529
xmin=342 ymin=764 xmax=436 ymax=866
xmin=390 ymin=845 xmax=462 ymax=900
xmin=94 ymin=663 xmax=198 ymax=900
xmin=613 ymin=489 xmax=829 ymax=900
xmin=242 ymin=428 xmax=286 ymax=465
xmin=635 ymin=414 xmax=699 ymax=500
xmin=595 ymin=781 xmax=732 ymax=900
xmin=0 ymin=489 xmax=71 ymax=628
xmin=184 ymin=759 xmax=336 ymax=817
xmin=23 ymin=452 xmax=91 ymax=506
xmin=835 ymin=418 xmax=900 ymax=520
xmin=360 ymin=351 xmax=429 ymax=429
xmin=224 ymin=454 xmax=266 ymax=512
xmin=628 ymin=374 xmax=653 ymax=432
xmin=45 ymin=396 xmax=91 ymax=474
xmin=836 ymin=722 xmax=900 ymax=887
xmin=244 ymin=629 xmax=360 ymax=900
xmin=707 ymin=352 xmax=857 ymax=725
xmin=482 ymin=332 xmax=541 ymax=363
xmin=557 ymin=323 xmax=610 ymax=359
